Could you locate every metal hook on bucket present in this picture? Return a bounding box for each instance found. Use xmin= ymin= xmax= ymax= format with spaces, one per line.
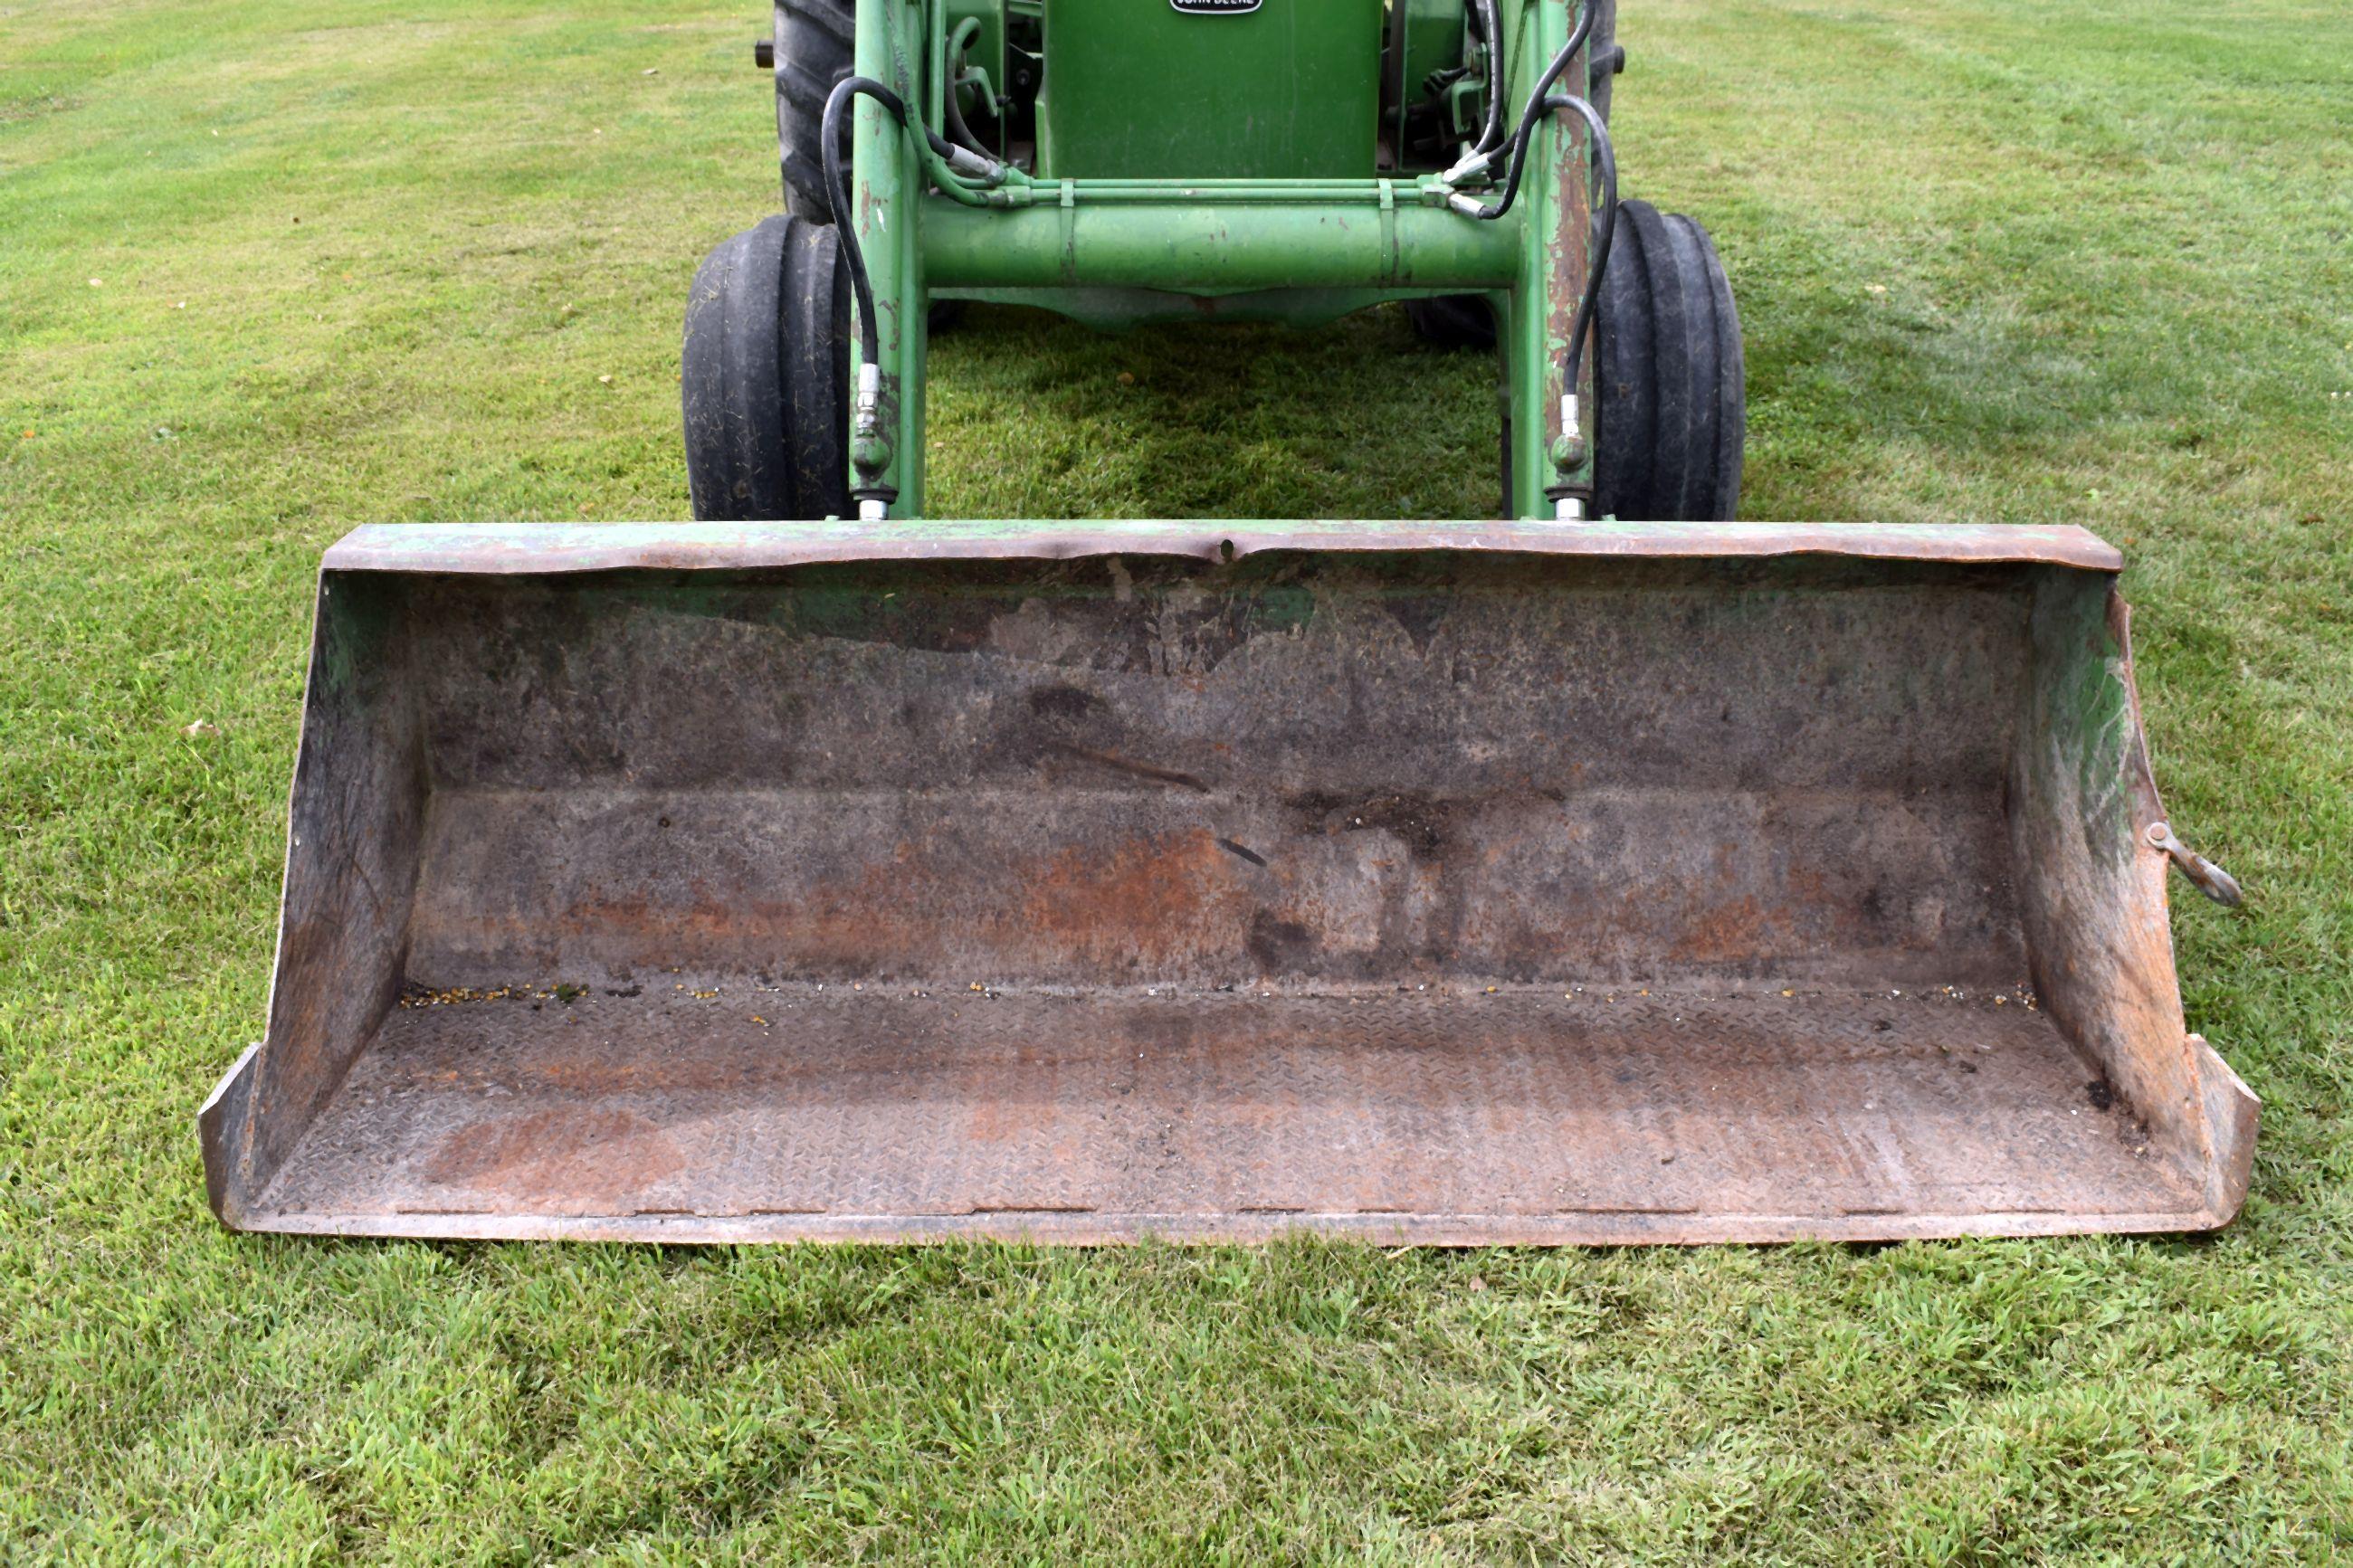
xmin=2147 ymin=822 xmax=2243 ymax=908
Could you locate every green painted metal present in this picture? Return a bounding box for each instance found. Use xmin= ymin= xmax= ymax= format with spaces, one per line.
xmin=1499 ymin=0 xmax=1588 ymax=512
xmin=851 ymin=0 xmax=927 ymax=513
xmin=929 ymin=284 xmax=1479 ymax=331
xmin=921 ymin=195 xmax=1521 ymax=292
xmin=1035 ymin=0 xmax=1386 ymax=179
xmin=1398 ymin=0 xmax=1473 ymax=157
xmin=846 ymin=0 xmax=1596 ymax=520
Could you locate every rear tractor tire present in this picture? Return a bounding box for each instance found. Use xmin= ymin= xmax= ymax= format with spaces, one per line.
xmin=774 ymin=0 xmax=855 ymax=223
xmin=767 ymin=0 xmax=961 ymax=332
xmin=1404 ymin=294 xmax=1498 ymax=351
xmin=681 ymin=214 xmax=853 ymax=522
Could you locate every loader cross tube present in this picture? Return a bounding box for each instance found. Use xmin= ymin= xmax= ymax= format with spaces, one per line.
xmin=919 ymin=198 xmax=1525 ymax=291
xmin=848 ymin=0 xmax=1597 ymax=518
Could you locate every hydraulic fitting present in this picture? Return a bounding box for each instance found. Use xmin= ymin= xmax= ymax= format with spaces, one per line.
xmin=853 ymin=360 xmax=882 ymax=433
xmin=1548 ymin=394 xmax=1591 ymax=521
xmin=941 ymin=144 xmax=1008 ymax=185
xmin=1438 ymin=148 xmax=1496 ymax=188
xmin=1549 ymin=393 xmax=1588 ymax=474
xmin=852 ymin=361 xmax=893 ymax=476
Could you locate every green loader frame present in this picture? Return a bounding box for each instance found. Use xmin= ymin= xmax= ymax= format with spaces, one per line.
xmin=848 ymin=0 xmax=1603 ymax=518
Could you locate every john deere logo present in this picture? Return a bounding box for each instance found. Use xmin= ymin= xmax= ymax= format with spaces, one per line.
xmin=1171 ymin=0 xmax=1261 ymax=13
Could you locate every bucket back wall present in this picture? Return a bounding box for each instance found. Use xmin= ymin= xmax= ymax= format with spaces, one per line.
xmin=397 ymin=554 xmax=2025 ymax=992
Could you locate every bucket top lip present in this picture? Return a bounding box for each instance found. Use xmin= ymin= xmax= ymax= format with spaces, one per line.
xmin=321 ymin=520 xmax=2124 ymax=576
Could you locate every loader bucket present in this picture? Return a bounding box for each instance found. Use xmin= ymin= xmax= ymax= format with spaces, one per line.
xmin=201 ymin=520 xmax=2254 ymax=1244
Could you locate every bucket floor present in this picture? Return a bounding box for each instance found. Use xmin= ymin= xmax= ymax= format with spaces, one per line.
xmin=246 ymin=987 xmax=2206 ymax=1243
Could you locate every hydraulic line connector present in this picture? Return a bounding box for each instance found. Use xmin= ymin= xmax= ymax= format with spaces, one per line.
xmin=852 ymin=361 xmax=892 ymax=519
xmin=1548 ymin=394 xmax=1590 ymax=520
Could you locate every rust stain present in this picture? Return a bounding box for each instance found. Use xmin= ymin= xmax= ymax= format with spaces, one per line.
xmin=1547 ymin=65 xmax=1593 ymax=465
xmin=325 ymin=521 xmax=2130 ymax=577
xmin=1013 ymin=829 xmax=1243 ymax=972
xmin=474 ymin=827 xmax=1256 ymax=983
xmin=963 ymin=1041 xmax=1062 ymax=1144
xmin=424 ymin=1107 xmax=682 ymax=1207
xmin=219 ymin=529 xmax=2257 ymax=1248
xmin=1666 ymin=895 xmax=1784 ymax=965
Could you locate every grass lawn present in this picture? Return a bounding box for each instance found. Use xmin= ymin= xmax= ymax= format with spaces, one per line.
xmin=4 ymin=0 xmax=2350 ymax=1558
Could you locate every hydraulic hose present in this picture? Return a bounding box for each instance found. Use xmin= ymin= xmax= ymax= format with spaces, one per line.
xmin=942 ymin=65 xmax=988 ymax=157
xmin=1438 ymin=34 xmax=1618 ymax=486
xmin=1550 ymin=93 xmax=1616 ymax=389
xmin=1451 ymin=0 xmax=1597 ymax=222
xmin=821 ymin=74 xmax=1008 ymax=367
xmin=1472 ymin=0 xmax=1508 ymax=155
xmin=820 ymin=75 xmax=913 ymax=369
xmin=822 ymin=71 xmax=1013 ymax=513
xmin=942 ymin=16 xmax=990 ymax=157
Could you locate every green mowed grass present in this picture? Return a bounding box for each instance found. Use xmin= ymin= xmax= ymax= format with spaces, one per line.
xmin=4 ymin=0 xmax=2349 ymax=1557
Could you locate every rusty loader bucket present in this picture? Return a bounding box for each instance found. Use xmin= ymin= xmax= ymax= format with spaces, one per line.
xmin=199 ymin=519 xmax=2254 ymax=1243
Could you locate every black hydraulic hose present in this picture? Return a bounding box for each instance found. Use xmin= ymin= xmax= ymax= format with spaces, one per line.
xmin=1458 ymin=0 xmax=1597 ymax=221
xmin=1472 ymin=0 xmax=1508 ymax=155
xmin=822 ymin=74 xmax=967 ymax=367
xmin=820 ymin=77 xmax=892 ymax=366
xmin=942 ymin=66 xmax=988 ymax=157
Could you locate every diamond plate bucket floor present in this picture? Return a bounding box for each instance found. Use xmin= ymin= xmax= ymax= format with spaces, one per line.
xmin=243 ymin=986 xmax=2205 ymax=1243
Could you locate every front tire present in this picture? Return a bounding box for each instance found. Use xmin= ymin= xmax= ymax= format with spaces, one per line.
xmin=1592 ymin=199 xmax=1744 ymax=522
xmin=681 ymin=214 xmax=853 ymax=521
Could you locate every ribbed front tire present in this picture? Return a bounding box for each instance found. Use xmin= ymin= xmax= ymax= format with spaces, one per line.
xmin=1592 ymin=199 xmax=1744 ymax=522
xmin=681 ymin=214 xmax=852 ymax=521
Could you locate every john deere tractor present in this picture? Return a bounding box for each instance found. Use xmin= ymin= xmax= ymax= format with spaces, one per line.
xmin=198 ymin=0 xmax=2253 ymax=1246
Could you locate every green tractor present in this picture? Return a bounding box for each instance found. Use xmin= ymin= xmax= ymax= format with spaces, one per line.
xmin=199 ymin=0 xmax=2254 ymax=1246
xmin=683 ymin=0 xmax=1739 ymax=523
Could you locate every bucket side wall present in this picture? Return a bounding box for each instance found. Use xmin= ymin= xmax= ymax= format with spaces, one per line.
xmin=207 ymin=575 xmax=425 ymax=1221
xmin=2009 ymin=570 xmax=2218 ymax=1197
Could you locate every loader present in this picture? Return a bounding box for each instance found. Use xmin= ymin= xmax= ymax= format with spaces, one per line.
xmin=200 ymin=0 xmax=2256 ymax=1243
